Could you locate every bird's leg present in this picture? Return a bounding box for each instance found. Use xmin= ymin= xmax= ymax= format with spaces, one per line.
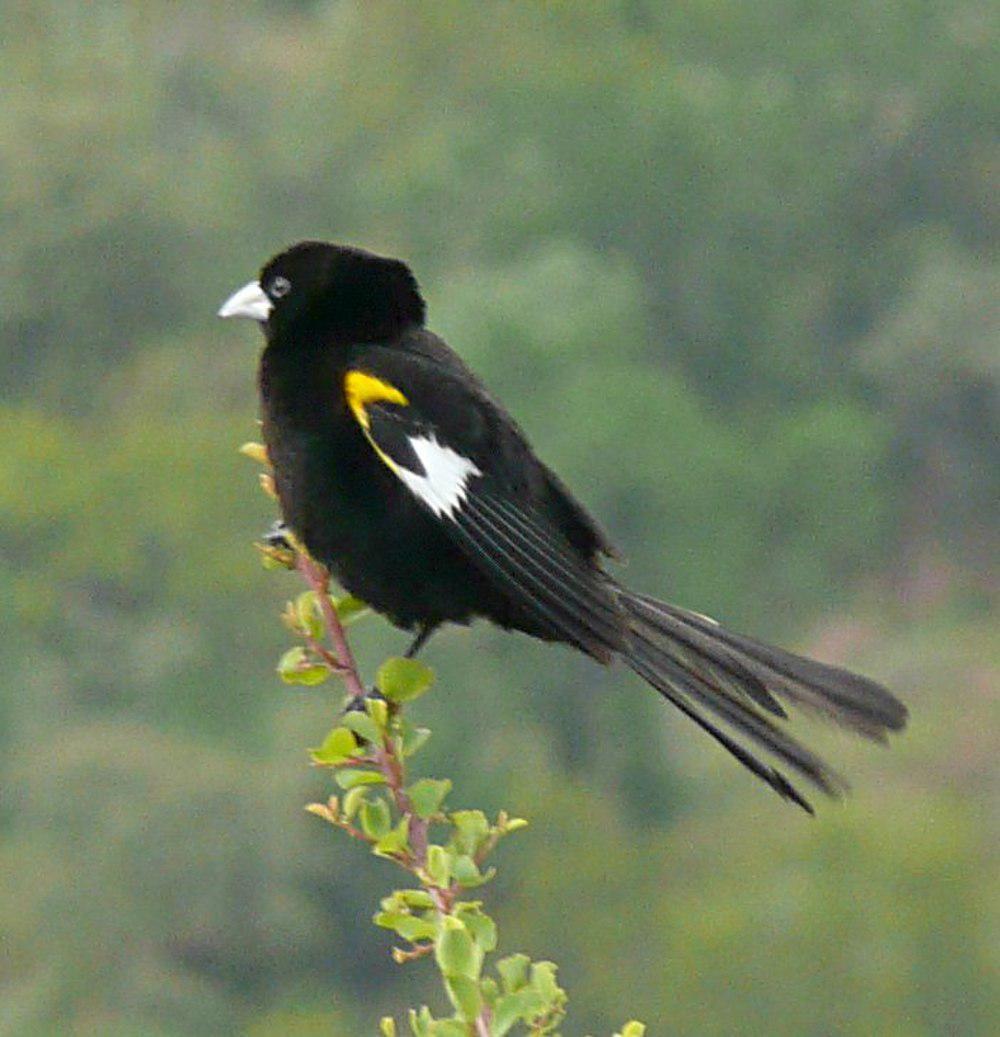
xmin=405 ymin=624 xmax=437 ymax=659
xmin=263 ymin=519 xmax=292 ymax=551
xmin=351 ymin=626 xmax=436 ymax=707
xmin=295 ymin=552 xmax=367 ymax=701
xmin=343 ymin=686 xmax=388 ymax=745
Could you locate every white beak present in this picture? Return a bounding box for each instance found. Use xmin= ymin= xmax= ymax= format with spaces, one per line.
xmin=217 ymin=280 xmax=272 ymax=321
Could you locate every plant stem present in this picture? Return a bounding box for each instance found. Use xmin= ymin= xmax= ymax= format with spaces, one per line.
xmin=294 ymin=552 xmax=494 ymax=1034
xmin=295 ymin=552 xmax=367 ymax=700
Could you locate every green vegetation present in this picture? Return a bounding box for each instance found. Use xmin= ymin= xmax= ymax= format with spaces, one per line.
xmin=1 ymin=2 xmax=996 ymax=1034
xmin=273 ymin=543 xmax=643 ymax=1036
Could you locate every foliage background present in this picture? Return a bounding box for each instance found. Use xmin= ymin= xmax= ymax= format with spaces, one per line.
xmin=1 ymin=2 xmax=996 ymax=1034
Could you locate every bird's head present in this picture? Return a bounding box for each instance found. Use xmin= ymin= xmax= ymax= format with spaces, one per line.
xmin=218 ymin=241 xmax=425 ymax=344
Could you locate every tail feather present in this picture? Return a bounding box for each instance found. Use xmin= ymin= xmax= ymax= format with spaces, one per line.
xmin=627 ymin=645 xmax=817 ymax=813
xmin=630 ymin=593 xmax=907 ymax=737
xmin=616 ymin=587 xmax=908 ymax=812
xmin=628 ymin=620 xmax=845 ymax=801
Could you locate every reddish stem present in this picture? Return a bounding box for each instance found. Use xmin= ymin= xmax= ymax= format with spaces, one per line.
xmin=306 ymin=636 xmax=349 ymax=673
xmin=293 ymin=551 xmax=486 ymax=1029
xmin=334 ymin=820 xmax=374 ymax=845
xmin=296 ymin=553 xmax=367 ymax=700
xmin=394 ymin=941 xmax=434 ymax=963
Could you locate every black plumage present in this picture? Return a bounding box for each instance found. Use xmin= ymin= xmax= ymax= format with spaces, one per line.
xmin=219 ymin=241 xmax=907 ymax=812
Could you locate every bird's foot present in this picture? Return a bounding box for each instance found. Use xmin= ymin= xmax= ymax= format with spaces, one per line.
xmin=344 ymin=687 xmax=387 ymax=713
xmin=263 ymin=519 xmax=292 ymax=551
xmin=342 ymin=687 xmax=390 ymax=747
xmin=254 ymin=520 xmax=296 ymax=569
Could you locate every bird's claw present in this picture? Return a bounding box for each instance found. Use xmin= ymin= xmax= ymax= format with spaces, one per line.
xmin=343 ymin=687 xmax=387 ymax=713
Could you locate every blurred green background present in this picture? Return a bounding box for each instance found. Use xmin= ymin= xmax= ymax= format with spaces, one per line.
xmin=1 ymin=2 xmax=997 ymax=1034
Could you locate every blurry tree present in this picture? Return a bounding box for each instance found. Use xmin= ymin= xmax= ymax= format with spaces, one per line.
xmin=0 ymin=0 xmax=996 ymax=1033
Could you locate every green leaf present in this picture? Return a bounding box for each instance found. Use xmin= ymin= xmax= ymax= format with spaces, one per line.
xmin=377 ymin=657 xmax=435 ymax=702
xmin=407 ymin=1007 xmax=430 ymax=1037
xmin=497 ymin=953 xmax=530 ymax=994
xmin=426 ymin=1022 xmax=467 ymax=1037
xmin=380 ymin=1017 xmax=397 ymax=1037
xmin=260 ymin=549 xmax=293 ymax=571
xmin=401 ymin=724 xmax=432 ymax=756
xmin=395 ymin=915 xmax=436 ymax=942
xmin=277 ymin=646 xmax=329 ymax=686
xmin=366 ymin=695 xmax=390 ymax=729
xmin=334 ymin=768 xmax=385 ymax=789
xmin=425 ymin=844 xmax=451 ymax=888
xmin=451 ymin=854 xmax=495 ymax=889
xmin=374 ymin=818 xmax=411 ymax=859
xmin=310 ymin=726 xmax=359 ymax=765
xmin=530 ymin=961 xmax=561 ymax=1004
xmin=489 ymin=1003 xmax=516 ymax=1037
xmin=435 ymin=917 xmax=480 ymax=979
xmin=374 ymin=911 xmax=437 ymax=942
xmin=617 ymin=1023 xmax=647 ymax=1037
xmin=490 ymin=995 xmax=519 ymax=1037
xmin=333 ymin=593 xmax=370 ymax=625
xmin=450 ymin=854 xmax=479 ymax=885
xmin=445 ymin=975 xmax=483 ymax=1022
xmin=398 ymin=888 xmax=435 ymax=910
xmin=294 ymin=590 xmax=323 ymax=638
xmin=341 ymin=785 xmax=367 ymax=821
xmin=450 ymin=810 xmax=490 ymax=855
xmin=380 ymin=891 xmax=405 ymax=913
xmin=407 ymin=778 xmax=452 ymax=819
xmin=341 ymin=710 xmax=381 ymax=744
xmin=490 ymin=989 xmax=545 ymax=1036
xmin=480 ymin=978 xmax=499 ymax=1005
xmin=457 ymin=907 xmax=497 ymax=952
xmin=360 ymin=797 xmax=392 ymax=839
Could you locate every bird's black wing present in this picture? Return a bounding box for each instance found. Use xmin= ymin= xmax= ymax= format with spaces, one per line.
xmin=343 ymin=349 xmax=906 ymax=813
xmin=371 ymin=330 xmax=621 ymax=562
xmin=342 ymin=355 xmax=627 ymax=661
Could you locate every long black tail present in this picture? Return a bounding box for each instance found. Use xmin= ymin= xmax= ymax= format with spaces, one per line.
xmin=616 ymin=588 xmax=908 ymax=813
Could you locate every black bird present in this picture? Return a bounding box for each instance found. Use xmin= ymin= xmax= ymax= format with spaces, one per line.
xmin=219 ymin=241 xmax=907 ymax=812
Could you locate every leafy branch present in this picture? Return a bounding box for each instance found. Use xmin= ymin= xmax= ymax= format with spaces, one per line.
xmin=246 ymin=441 xmax=645 ymax=1037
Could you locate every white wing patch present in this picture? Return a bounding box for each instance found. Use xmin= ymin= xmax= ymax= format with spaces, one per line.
xmin=395 ymin=435 xmax=481 ymax=518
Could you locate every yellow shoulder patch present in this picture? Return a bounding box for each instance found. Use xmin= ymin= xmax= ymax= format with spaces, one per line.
xmin=343 ymin=370 xmax=408 ymax=431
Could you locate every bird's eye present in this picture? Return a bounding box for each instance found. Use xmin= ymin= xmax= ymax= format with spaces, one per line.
xmin=269 ymin=275 xmax=292 ymax=299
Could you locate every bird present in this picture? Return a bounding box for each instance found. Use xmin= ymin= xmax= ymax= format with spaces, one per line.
xmin=219 ymin=241 xmax=907 ymax=812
